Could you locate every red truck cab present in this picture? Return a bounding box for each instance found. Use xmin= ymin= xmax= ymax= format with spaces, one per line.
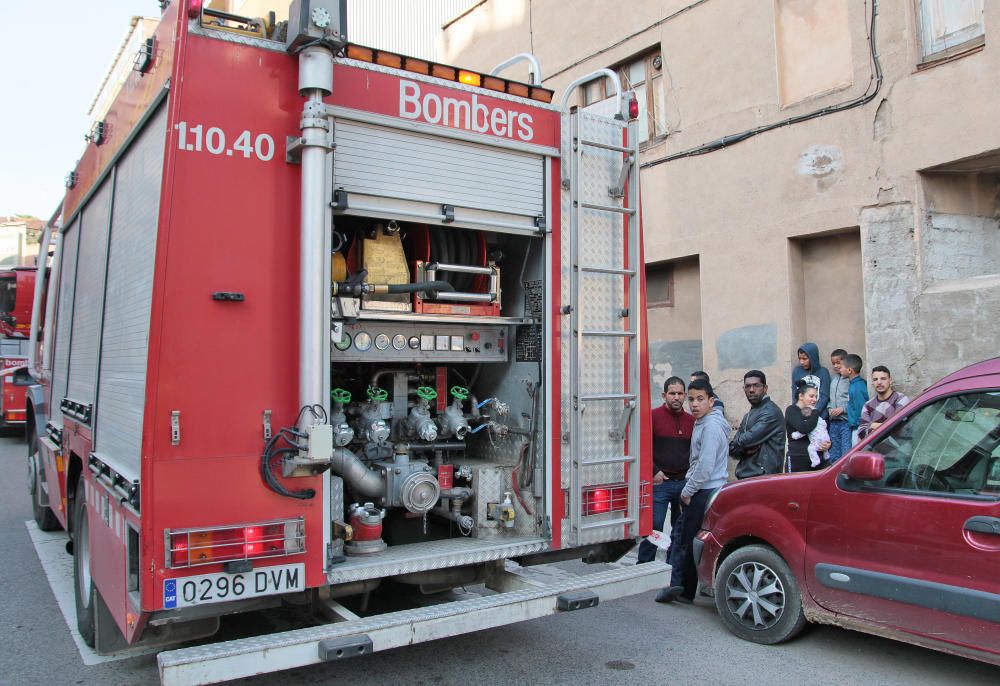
xmin=0 ymin=267 xmax=36 ymax=429
xmin=696 ymin=357 xmax=1000 ymax=666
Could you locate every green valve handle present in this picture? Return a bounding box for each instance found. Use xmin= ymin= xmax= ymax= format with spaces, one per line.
xmin=331 ymin=388 xmax=352 ymax=404
xmin=366 ymin=386 xmax=389 ymax=401
xmin=450 ymin=385 xmax=469 ymax=401
xmin=416 ymin=386 xmax=438 ymax=401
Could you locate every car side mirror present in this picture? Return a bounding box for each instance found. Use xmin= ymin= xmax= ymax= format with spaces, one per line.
xmin=843 ymin=451 xmax=885 ymax=481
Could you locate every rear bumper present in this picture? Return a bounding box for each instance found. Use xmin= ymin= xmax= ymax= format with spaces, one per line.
xmin=159 ymin=561 xmax=667 ymax=685
xmin=695 ymin=529 xmax=723 ymax=590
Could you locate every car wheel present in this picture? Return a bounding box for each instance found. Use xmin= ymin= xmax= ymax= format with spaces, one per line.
xmin=29 ymin=427 xmax=61 ymax=532
xmin=73 ymin=473 xmax=96 ymax=647
xmin=713 ymin=544 xmax=806 ymax=644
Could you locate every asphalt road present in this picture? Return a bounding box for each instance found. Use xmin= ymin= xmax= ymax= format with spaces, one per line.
xmin=1 ymin=434 xmax=997 ymax=686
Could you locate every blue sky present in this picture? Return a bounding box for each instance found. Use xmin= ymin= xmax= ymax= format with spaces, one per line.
xmin=0 ymin=1 xmax=154 ymax=219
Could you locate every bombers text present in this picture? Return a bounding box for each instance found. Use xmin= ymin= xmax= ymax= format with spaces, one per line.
xmin=399 ymin=80 xmax=534 ymax=141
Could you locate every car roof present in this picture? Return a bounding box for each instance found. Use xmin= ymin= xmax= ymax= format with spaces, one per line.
xmin=923 ymin=357 xmax=1000 ymax=394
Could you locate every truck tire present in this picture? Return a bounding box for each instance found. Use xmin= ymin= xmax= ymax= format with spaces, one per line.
xmin=29 ymin=427 xmax=61 ymax=531
xmin=73 ymin=473 xmax=96 ymax=647
xmin=713 ymin=544 xmax=806 ymax=645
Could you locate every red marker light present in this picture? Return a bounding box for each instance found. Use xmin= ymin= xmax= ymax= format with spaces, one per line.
xmin=628 ymin=94 xmax=639 ymax=121
xmin=188 ymin=0 xmax=204 ymax=19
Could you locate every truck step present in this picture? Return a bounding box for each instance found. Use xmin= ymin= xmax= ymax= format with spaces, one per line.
xmin=158 ymin=562 xmax=666 ymax=686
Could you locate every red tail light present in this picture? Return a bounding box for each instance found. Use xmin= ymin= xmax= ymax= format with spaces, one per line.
xmin=583 ymin=484 xmax=629 ymax=516
xmin=627 ymin=94 xmax=639 ymax=120
xmin=188 ymin=0 xmax=203 ymax=19
xmin=166 ymin=519 xmax=305 ymax=568
xmin=172 ymin=539 xmax=189 ymax=566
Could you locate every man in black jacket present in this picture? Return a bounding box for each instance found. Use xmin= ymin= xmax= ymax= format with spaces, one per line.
xmin=729 ymin=370 xmax=785 ymax=478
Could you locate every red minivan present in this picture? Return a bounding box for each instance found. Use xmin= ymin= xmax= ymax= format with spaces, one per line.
xmin=695 ymin=358 xmax=1000 ymax=666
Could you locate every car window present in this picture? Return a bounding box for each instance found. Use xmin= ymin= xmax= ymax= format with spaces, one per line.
xmin=11 ymin=366 xmax=32 ymax=386
xmin=867 ymin=391 xmax=1000 ymax=497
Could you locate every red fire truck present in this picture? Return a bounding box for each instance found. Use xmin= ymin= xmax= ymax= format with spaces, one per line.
xmin=28 ymin=2 xmax=655 ymax=682
xmin=0 ymin=267 xmax=36 ymax=430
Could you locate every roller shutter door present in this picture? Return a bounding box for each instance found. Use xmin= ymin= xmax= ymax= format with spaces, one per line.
xmin=66 ymin=175 xmax=112 ymax=407
xmin=333 ymin=119 xmax=544 ymax=218
xmin=93 ymin=104 xmax=167 ymax=482
xmin=50 ymin=217 xmax=80 ymax=428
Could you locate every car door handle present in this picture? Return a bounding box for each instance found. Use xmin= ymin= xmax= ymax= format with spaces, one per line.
xmin=964 ymin=516 xmax=1000 ymax=535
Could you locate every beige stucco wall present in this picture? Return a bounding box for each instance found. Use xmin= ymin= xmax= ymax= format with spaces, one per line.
xmin=648 ymin=256 xmax=702 ymax=396
xmin=444 ymin=0 xmax=1000 ymax=407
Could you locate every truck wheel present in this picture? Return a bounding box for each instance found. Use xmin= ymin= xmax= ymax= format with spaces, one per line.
xmin=29 ymin=428 xmax=61 ymax=531
xmin=73 ymin=473 xmax=96 ymax=647
xmin=713 ymin=544 xmax=806 ymax=645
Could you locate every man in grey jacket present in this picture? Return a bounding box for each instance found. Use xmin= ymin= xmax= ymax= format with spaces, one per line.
xmin=656 ymin=378 xmax=729 ymax=604
xmin=729 ymin=370 xmax=786 ymax=478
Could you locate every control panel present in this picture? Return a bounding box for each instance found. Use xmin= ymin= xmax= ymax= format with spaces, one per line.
xmin=332 ymin=322 xmax=508 ymax=363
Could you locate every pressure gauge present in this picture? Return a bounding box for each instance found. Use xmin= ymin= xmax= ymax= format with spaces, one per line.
xmin=334 ymin=333 xmax=352 ymax=351
xmin=354 ymin=331 xmax=372 ymax=352
xmin=408 ymin=336 xmax=420 ymax=350
xmin=374 ymin=333 xmax=390 ymax=351
xmin=392 ymin=334 xmax=407 ymax=351
xmin=311 ymin=6 xmax=331 ymax=29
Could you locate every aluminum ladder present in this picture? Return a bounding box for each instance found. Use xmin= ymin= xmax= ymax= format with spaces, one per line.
xmin=562 ymin=96 xmax=642 ymax=547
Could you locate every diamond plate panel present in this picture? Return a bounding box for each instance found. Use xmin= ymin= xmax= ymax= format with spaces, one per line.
xmin=471 ymin=463 xmax=505 ymax=539
xmin=559 ymin=107 xmax=635 ymax=546
xmin=326 ymin=536 xmax=548 ymax=584
xmin=330 ymin=476 xmax=344 ymax=522
xmin=559 ymin=111 xmax=629 ymax=492
xmin=467 ymin=441 xmax=542 ymax=534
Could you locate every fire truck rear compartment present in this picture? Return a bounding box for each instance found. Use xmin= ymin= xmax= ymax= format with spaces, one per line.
xmin=322 ymin=217 xmax=547 ymax=577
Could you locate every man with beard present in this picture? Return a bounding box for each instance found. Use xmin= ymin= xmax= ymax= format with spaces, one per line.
xmin=858 ymin=365 xmax=910 ymax=439
xmin=729 ymin=370 xmax=786 ymax=478
xmin=637 ymin=377 xmax=694 ymax=564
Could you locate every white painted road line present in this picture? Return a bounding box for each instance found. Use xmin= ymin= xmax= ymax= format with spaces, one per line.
xmin=25 ymin=520 xmax=157 ymax=665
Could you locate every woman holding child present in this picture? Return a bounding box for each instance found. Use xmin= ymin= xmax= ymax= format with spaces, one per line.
xmin=784 ymin=379 xmax=831 ymax=472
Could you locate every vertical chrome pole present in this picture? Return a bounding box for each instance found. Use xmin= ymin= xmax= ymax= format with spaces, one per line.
xmin=297 ymin=46 xmax=334 ymax=424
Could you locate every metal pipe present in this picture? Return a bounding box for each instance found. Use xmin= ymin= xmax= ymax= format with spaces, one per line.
xmin=327 ymin=579 xmax=381 ymax=599
xmin=425 ymin=262 xmax=494 ymax=275
xmin=490 ymin=53 xmax=543 ymax=86
xmin=330 ymin=448 xmax=385 ymax=499
xmin=370 ymin=368 xmax=416 ymax=390
xmin=432 ymin=506 xmax=474 ymax=531
xmin=559 ymin=68 xmax=623 ymax=114
xmin=430 ymin=292 xmax=494 ymax=303
xmin=440 ymin=487 xmax=473 ymax=501
xmin=410 ymin=441 xmax=466 ymax=451
xmin=297 ymin=46 xmax=334 ymax=428
xmin=28 ymin=224 xmax=54 ymax=380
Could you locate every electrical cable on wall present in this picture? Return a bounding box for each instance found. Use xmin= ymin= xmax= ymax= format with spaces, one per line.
xmin=642 ymin=0 xmax=883 ymax=168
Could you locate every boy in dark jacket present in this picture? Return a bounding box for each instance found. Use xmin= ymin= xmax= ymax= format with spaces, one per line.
xmin=791 ymin=342 xmax=831 ymax=417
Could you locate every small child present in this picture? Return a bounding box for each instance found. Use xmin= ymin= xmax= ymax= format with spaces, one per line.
xmin=827 ymin=349 xmax=851 ymax=462
xmin=791 ymin=406 xmax=830 ymax=467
